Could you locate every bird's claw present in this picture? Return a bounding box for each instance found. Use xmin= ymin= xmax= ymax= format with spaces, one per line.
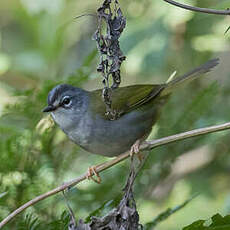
xmin=86 ymin=166 xmax=101 ymax=184
xmin=130 ymin=139 xmax=141 ymax=157
xmin=130 ymin=139 xmax=144 ymax=162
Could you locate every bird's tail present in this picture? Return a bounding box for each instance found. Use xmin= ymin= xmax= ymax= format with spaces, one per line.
xmin=161 ymin=58 xmax=219 ymax=96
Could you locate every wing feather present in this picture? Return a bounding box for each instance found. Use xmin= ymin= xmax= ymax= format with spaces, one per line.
xmin=89 ymin=84 xmax=164 ymax=119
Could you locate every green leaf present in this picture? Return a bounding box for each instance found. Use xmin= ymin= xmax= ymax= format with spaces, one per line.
xmin=183 ymin=214 xmax=230 ymax=230
xmin=144 ymin=194 xmax=197 ymax=229
xmin=18 ymin=214 xmax=40 ymax=230
xmin=85 ymin=199 xmax=114 ymax=223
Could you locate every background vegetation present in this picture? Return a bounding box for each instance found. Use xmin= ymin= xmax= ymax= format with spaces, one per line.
xmin=0 ymin=0 xmax=230 ymax=229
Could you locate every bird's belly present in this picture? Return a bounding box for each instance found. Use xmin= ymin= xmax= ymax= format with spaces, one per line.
xmin=85 ymin=131 xmax=137 ymax=157
xmin=81 ymin=111 xmax=156 ymax=157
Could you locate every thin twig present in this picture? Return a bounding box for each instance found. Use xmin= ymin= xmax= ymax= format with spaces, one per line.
xmin=74 ymin=13 xmax=97 ymax=20
xmin=163 ymin=0 xmax=230 ymax=15
xmin=1 ymin=121 xmax=230 ymax=228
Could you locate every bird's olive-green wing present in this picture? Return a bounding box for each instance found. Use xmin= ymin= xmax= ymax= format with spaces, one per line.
xmin=89 ymin=84 xmax=165 ymax=119
xmin=88 ymin=59 xmax=219 ymax=119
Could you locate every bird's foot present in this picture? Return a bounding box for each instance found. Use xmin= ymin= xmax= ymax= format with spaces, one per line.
xmin=130 ymin=139 xmax=145 ymax=162
xmin=130 ymin=139 xmax=141 ymax=157
xmin=86 ymin=166 xmax=101 ymax=184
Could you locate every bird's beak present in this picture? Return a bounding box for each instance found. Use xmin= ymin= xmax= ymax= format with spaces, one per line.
xmin=42 ymin=105 xmax=56 ymax=112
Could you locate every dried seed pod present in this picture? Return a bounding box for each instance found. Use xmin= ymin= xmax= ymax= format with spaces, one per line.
xmin=93 ymin=0 xmax=126 ymax=120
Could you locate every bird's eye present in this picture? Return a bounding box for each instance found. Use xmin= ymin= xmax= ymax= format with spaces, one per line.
xmin=62 ymin=96 xmax=71 ymax=106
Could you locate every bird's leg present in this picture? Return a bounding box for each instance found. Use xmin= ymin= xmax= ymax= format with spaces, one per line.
xmin=86 ymin=166 xmax=101 ymax=184
xmin=130 ymin=139 xmax=144 ymax=162
xmin=130 ymin=133 xmax=149 ymax=161
xmin=130 ymin=139 xmax=141 ymax=156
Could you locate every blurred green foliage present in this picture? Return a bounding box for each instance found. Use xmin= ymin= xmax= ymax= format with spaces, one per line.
xmin=183 ymin=213 xmax=230 ymax=230
xmin=0 ymin=0 xmax=230 ymax=229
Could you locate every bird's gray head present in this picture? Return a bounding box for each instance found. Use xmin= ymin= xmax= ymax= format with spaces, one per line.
xmin=43 ymin=84 xmax=88 ymax=131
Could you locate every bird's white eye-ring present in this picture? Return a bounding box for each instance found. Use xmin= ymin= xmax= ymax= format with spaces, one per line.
xmin=62 ymin=96 xmax=71 ymax=106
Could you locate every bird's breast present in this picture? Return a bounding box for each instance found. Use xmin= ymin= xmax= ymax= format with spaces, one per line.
xmin=73 ymin=109 xmax=156 ymax=157
xmin=66 ymin=115 xmax=92 ymax=147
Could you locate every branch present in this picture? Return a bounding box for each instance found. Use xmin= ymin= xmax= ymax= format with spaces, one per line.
xmin=163 ymin=0 xmax=230 ymax=15
xmin=1 ymin=121 xmax=230 ymax=228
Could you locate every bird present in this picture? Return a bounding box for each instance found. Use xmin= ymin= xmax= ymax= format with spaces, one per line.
xmin=43 ymin=58 xmax=219 ymax=181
